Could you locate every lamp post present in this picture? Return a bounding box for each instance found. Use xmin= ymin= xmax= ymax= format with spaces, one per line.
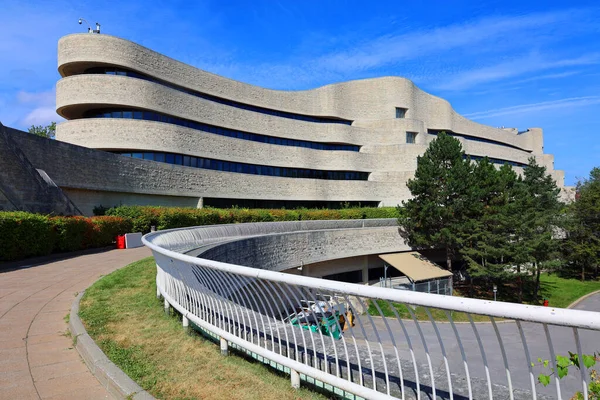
xmin=383 ymin=264 xmax=388 ymax=287
xmin=493 ymin=284 xmax=498 ymax=301
xmin=78 ymin=18 xmax=101 ymax=34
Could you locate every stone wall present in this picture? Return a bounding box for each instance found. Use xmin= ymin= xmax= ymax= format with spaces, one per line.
xmin=8 ymin=126 xmax=409 ymax=214
xmin=0 ymin=124 xmax=81 ymax=215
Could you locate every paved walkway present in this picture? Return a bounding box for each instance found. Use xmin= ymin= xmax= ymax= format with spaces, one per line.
xmin=0 ymin=247 xmax=151 ymax=400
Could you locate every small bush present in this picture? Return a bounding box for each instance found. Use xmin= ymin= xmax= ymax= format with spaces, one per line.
xmin=106 ymin=205 xmax=161 ymax=233
xmin=51 ymin=216 xmax=93 ymax=252
xmin=90 ymin=216 xmax=134 ymax=247
xmin=0 ymin=212 xmax=54 ymax=261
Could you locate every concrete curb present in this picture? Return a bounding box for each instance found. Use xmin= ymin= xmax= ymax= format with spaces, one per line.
xmin=70 ymin=291 xmax=155 ymax=400
xmin=567 ymin=289 xmax=600 ymax=309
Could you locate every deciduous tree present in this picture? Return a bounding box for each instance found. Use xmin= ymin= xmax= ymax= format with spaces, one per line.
xmin=28 ymin=122 xmax=56 ymax=139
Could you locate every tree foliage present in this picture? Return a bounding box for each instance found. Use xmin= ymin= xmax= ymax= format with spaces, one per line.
xmin=28 ymin=122 xmax=56 ymax=139
xmin=562 ymin=167 xmax=600 ymax=281
xmin=397 ymin=132 xmax=473 ymax=270
xmin=398 ymin=132 xmax=578 ymax=302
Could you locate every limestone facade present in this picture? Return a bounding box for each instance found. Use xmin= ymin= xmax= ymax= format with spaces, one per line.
xmin=55 ymin=34 xmax=564 ymax=209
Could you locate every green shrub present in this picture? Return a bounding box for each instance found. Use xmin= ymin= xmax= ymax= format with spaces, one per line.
xmin=90 ymin=216 xmax=134 ymax=247
xmin=0 ymin=212 xmax=54 ymax=261
xmin=106 ymin=205 xmax=161 ymax=233
xmin=51 ymin=216 xmax=93 ymax=252
xmin=361 ymin=207 xmax=400 ymax=219
xmin=105 ymin=205 xmax=398 ymax=233
xmin=0 ymin=213 xmax=133 ymax=262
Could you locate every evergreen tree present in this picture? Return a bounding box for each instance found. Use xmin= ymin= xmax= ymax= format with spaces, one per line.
xmin=516 ymin=158 xmax=562 ymax=301
xmin=397 ymin=132 xmax=474 ymax=271
xmin=563 ymin=167 xmax=600 ymax=281
xmin=461 ymin=160 xmax=517 ymax=291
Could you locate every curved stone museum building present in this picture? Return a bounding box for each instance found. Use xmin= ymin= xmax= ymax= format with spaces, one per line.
xmin=53 ymin=33 xmax=564 ymax=211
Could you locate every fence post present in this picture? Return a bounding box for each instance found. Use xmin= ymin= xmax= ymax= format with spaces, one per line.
xmin=182 ymin=315 xmax=190 ymax=334
xmin=291 ymin=369 xmax=300 ymax=389
xmin=164 ymin=298 xmax=171 ymax=316
xmin=220 ymin=337 xmax=228 ymax=356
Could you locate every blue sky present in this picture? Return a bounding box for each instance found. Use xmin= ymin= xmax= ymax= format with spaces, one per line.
xmin=1 ymin=0 xmax=598 ymax=185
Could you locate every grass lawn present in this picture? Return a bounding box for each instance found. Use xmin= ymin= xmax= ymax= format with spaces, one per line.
xmin=368 ymin=273 xmax=600 ymax=322
xmin=539 ymin=273 xmax=600 ymax=308
xmin=79 ymin=257 xmax=325 ymax=400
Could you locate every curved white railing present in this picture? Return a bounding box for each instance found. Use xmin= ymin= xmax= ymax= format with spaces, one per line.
xmin=143 ymin=220 xmax=600 ymax=400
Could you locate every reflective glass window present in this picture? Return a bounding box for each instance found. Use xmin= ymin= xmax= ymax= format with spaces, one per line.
xmin=155 ymin=153 xmax=165 ymax=162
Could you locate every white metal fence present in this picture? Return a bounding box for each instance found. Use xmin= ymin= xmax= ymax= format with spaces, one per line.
xmin=143 ymin=220 xmax=600 ymax=400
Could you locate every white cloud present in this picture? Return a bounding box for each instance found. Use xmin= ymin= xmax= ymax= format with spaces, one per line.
xmin=16 ymin=90 xmax=55 ymax=105
xmin=15 ymin=89 xmax=61 ymax=127
xmin=464 ymin=96 xmax=600 ymax=119
xmin=311 ymin=8 xmax=592 ymax=74
xmin=435 ymin=53 xmax=600 ymax=91
xmin=194 ymin=7 xmax=599 ymax=90
xmin=22 ymin=107 xmax=59 ymax=126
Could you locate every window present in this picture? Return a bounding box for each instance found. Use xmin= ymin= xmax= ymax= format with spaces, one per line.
xmin=110 ymin=151 xmax=369 ymax=180
xmin=406 ymin=132 xmax=418 ymax=144
xmin=396 ymin=107 xmax=407 ymax=118
xmin=83 ymin=67 xmax=354 ymax=125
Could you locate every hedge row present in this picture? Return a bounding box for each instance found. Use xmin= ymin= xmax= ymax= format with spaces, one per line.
xmin=0 ymin=212 xmax=133 ymax=261
xmin=1 ymin=206 xmax=398 ymax=261
xmin=105 ymin=206 xmax=400 ymax=234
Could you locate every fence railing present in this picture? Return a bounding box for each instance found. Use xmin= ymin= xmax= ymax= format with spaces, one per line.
xmin=143 ymin=220 xmax=600 ymax=400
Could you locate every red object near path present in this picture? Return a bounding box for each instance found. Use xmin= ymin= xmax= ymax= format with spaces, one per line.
xmin=543 ymin=299 xmax=549 ymax=307
xmin=116 ymin=235 xmax=126 ymax=249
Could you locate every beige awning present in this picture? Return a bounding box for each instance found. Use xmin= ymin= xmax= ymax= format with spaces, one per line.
xmin=378 ymin=252 xmax=452 ymax=282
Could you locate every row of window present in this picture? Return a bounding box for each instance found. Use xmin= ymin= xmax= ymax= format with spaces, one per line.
xmin=115 ymin=151 xmax=369 ymax=180
xmin=428 ymin=130 xmax=530 ymax=152
xmin=84 ymin=109 xmax=360 ymax=152
xmin=83 ymin=67 xmax=353 ymax=125
xmin=468 ymin=155 xmax=528 ymax=168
